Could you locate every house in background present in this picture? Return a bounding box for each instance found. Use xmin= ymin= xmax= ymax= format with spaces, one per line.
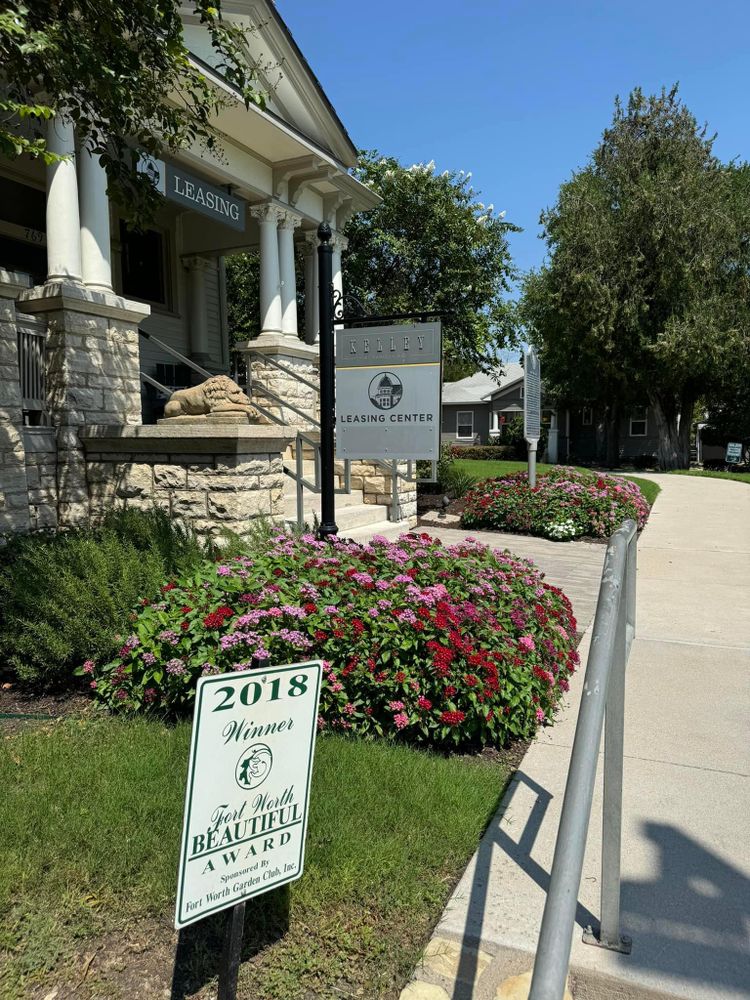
xmin=442 ymin=369 xmax=661 ymax=464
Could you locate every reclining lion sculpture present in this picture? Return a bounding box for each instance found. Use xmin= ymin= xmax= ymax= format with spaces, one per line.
xmin=164 ymin=374 xmax=260 ymax=419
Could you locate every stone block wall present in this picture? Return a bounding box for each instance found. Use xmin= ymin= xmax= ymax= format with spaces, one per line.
xmin=347 ymin=460 xmax=418 ymax=527
xmin=16 ymin=282 xmax=149 ymax=527
xmin=83 ymin=452 xmax=285 ymax=536
xmin=243 ymin=337 xmax=319 ymax=432
xmin=23 ymin=428 xmax=58 ymax=530
xmin=0 ymin=283 xmax=30 ymax=534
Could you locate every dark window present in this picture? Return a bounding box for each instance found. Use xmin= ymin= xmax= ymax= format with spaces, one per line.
xmin=581 ymin=406 xmax=593 ymax=426
xmin=120 ymin=221 xmax=169 ymax=306
xmin=0 ymin=174 xmax=47 ymax=281
xmin=155 ymin=362 xmax=191 ymax=389
xmin=630 ymin=406 xmax=648 ymax=437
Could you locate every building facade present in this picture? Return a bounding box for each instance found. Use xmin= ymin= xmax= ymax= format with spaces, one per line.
xmin=0 ymin=2 xmax=417 ymax=537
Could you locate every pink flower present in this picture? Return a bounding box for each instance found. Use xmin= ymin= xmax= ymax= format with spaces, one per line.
xmin=536 ymin=708 xmax=545 ymax=723
xmin=393 ymin=712 xmax=409 ymax=730
xmin=82 ymin=660 xmax=95 ymax=675
xmin=417 ymin=695 xmax=432 ymax=710
xmin=518 ymin=635 xmax=536 ymax=653
xmin=388 ymin=700 xmax=405 ymax=711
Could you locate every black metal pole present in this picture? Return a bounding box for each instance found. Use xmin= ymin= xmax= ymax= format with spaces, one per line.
xmin=316 ymin=221 xmax=338 ymax=539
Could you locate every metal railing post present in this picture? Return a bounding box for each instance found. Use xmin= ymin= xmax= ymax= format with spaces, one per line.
xmin=529 ymin=520 xmax=637 ymax=1000
xmin=390 ymin=460 xmax=399 ymax=522
xmin=591 ymin=552 xmax=631 ymax=953
xmin=295 ymin=434 xmax=304 ymax=533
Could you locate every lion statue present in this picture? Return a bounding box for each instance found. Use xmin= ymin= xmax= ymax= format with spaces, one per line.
xmin=164 ymin=375 xmax=259 ymax=419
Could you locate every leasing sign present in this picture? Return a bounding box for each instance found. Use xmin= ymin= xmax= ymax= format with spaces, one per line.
xmin=174 ymin=661 xmax=322 ymax=929
xmin=335 ymin=323 xmax=442 ymax=460
xmin=138 ymin=155 xmax=246 ymax=232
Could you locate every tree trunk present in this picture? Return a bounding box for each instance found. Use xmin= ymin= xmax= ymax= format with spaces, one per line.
xmin=605 ymin=400 xmax=620 ymax=468
xmin=650 ymin=392 xmax=691 ymax=470
xmin=594 ymin=408 xmax=607 ymax=465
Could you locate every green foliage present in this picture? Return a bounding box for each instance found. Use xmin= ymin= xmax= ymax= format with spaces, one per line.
xmin=0 ymin=510 xmax=205 ymax=688
xmin=344 ymin=151 xmax=520 ymax=371
xmin=225 ymin=249 xmax=261 ymax=345
xmin=449 ymin=445 xmax=517 ymax=461
xmin=0 ymin=721 xmax=504 ymax=999
xmin=0 ymin=2 xmax=265 ymax=221
xmin=522 ymin=85 xmax=750 ymax=470
xmin=85 ymin=532 xmax=579 ymax=749
xmin=461 ymin=467 xmax=652 ymax=539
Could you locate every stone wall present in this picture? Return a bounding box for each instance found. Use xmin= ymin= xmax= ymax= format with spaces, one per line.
xmin=16 ymin=281 xmax=149 ymax=527
xmin=349 ymin=460 xmax=417 ymax=526
xmin=81 ymin=425 xmax=294 ymax=538
xmin=242 ymin=335 xmax=319 ymax=432
xmin=0 ymin=277 xmax=31 ymax=534
xmin=23 ymin=428 xmax=58 ymax=530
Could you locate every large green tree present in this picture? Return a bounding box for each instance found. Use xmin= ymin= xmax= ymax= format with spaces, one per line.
xmin=344 ymin=152 xmax=520 ymax=372
xmin=522 ymin=86 xmax=750 ymax=469
xmin=0 ymin=1 xmax=264 ymax=220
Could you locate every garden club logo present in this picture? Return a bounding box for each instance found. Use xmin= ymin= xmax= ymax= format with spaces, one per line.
xmin=235 ymin=743 xmax=273 ymax=791
xmin=368 ymin=371 xmax=403 ymax=411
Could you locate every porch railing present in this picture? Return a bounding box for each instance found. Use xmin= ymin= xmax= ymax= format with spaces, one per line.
xmin=16 ymin=313 xmax=47 ymax=424
xmin=529 ymin=518 xmax=637 ymax=1000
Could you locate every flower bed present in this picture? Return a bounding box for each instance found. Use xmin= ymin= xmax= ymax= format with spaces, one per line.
xmin=81 ymin=533 xmax=578 ymax=749
xmin=460 ymin=467 xmax=651 ymax=539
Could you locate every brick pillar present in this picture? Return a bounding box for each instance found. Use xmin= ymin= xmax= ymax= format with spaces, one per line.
xmin=16 ymin=281 xmax=149 ymax=525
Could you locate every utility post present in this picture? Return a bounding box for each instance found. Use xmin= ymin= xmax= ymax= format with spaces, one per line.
xmin=316 ymin=222 xmax=338 ymax=539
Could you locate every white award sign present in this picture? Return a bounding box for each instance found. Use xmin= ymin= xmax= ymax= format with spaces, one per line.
xmin=175 ymin=660 xmax=322 ymax=929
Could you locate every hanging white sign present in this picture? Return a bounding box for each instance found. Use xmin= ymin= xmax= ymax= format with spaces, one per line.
xmin=174 ymin=660 xmax=322 ymax=929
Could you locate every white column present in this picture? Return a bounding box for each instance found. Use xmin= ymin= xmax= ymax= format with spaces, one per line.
xmin=301 ymin=231 xmax=319 ymax=344
xmin=251 ymin=204 xmax=284 ymax=337
xmin=278 ymin=209 xmax=302 ymax=337
xmin=184 ymin=256 xmax=213 ymax=363
xmin=331 ymin=232 xmax=348 ymax=330
xmin=547 ymin=410 xmax=559 ymax=464
xmin=79 ymin=143 xmax=113 ymax=291
xmin=45 ymin=116 xmax=82 ymax=283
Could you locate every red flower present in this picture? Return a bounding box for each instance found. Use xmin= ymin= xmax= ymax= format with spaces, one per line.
xmin=180 ymin=606 xmax=193 ymax=615
xmin=394 ymin=671 xmax=406 ymax=683
xmin=417 ymin=696 xmax=432 ymax=710
xmin=444 ymin=684 xmax=457 ymax=697
xmin=203 ymin=605 xmax=234 ymax=629
xmin=161 ymin=582 xmax=176 ymax=592
xmin=304 ymin=602 xmax=317 ymax=614
xmin=440 ymin=710 xmax=465 ymax=726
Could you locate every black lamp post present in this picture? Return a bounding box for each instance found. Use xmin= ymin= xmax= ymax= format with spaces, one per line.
xmin=316 ymin=221 xmax=338 ymax=540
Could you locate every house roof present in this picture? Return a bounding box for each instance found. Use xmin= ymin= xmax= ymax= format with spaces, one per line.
xmin=442 ymin=364 xmax=524 ymax=405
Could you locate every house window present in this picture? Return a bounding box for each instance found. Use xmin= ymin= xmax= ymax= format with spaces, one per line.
xmin=519 ymin=385 xmax=524 ymax=399
xmin=120 ymin=220 xmax=170 ymax=307
xmin=629 ymin=406 xmax=648 ymax=437
xmin=581 ymin=407 xmax=593 ymax=426
xmin=456 ymin=410 xmax=474 ymax=439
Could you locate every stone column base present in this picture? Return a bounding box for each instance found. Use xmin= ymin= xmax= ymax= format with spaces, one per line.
xmin=237 ymin=334 xmax=320 ymax=432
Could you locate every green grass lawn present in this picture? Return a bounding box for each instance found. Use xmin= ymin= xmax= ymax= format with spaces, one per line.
xmin=670 ymin=468 xmax=750 ymax=485
xmin=0 ymin=716 xmax=507 ymax=999
xmin=452 ymin=459 xmax=661 ymax=506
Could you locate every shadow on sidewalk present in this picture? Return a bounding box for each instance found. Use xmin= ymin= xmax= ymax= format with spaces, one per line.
xmin=618 ymin=821 xmax=750 ymax=995
xmin=447 ymin=778 xmax=750 ymax=999
xmin=449 ymin=771 xmax=598 ymax=999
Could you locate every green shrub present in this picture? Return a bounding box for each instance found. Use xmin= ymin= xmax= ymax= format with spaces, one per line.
xmin=449 ymin=445 xmax=517 ymax=460
xmin=0 ymin=510 xmax=205 ymax=689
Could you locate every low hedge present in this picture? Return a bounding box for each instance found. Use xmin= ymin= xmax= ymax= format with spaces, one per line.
xmin=0 ymin=509 xmax=205 ymax=688
xmin=83 ymin=531 xmax=579 ymax=749
xmin=449 ymin=445 xmax=517 ymax=460
xmin=460 ymin=467 xmax=651 ymax=539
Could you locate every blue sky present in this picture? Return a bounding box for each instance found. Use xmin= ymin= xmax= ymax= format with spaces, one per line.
xmin=279 ymin=0 xmax=750 ymax=279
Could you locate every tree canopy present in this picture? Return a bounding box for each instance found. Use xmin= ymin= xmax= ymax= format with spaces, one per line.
xmin=522 ymin=86 xmax=750 ymax=469
xmin=344 ymin=151 xmax=520 ymax=372
xmin=0 ymin=1 xmax=264 ymax=220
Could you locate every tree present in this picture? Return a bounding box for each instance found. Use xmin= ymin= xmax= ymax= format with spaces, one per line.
xmin=344 ymin=151 xmax=520 ymax=372
xmin=0 ymin=1 xmax=264 ymax=220
xmin=522 ymin=86 xmax=750 ymax=469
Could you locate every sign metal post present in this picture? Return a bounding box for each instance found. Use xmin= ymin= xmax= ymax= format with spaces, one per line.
xmin=524 ymin=345 xmax=541 ymax=487
xmin=317 ymin=222 xmax=338 ymax=539
xmin=174 ymin=655 xmax=322 ymax=1000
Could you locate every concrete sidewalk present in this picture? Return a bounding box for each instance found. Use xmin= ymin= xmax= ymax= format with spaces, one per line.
xmin=404 ymin=475 xmax=750 ymax=1000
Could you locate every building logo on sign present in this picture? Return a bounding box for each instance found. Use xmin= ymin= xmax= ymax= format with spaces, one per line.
xmin=369 ymin=372 xmax=403 ymax=410
xmin=235 ymin=743 xmax=273 ymax=791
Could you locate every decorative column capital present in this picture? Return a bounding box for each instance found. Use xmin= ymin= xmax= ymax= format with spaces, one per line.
xmin=299 ymin=230 xmax=319 ymax=254
xmin=330 ymin=232 xmax=349 ymax=252
xmin=278 ymin=209 xmax=303 ymax=232
xmin=250 ymin=202 xmax=287 ymax=227
xmin=182 ymin=255 xmax=216 ymax=273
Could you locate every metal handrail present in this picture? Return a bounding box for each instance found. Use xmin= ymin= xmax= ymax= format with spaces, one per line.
xmin=138 ymin=328 xmax=213 ymax=380
xmin=529 ymin=519 xmax=637 ymax=1000
xmin=244 ymin=348 xmax=320 ymax=394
